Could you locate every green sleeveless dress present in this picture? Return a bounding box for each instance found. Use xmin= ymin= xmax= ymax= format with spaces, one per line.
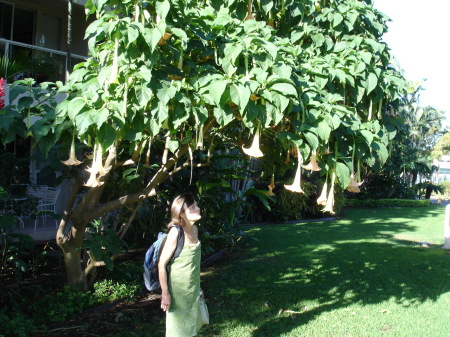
xmin=166 ymin=242 xmax=202 ymax=337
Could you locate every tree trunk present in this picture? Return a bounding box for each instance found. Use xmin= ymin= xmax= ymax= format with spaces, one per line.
xmin=63 ymin=249 xmax=83 ymax=286
xmin=425 ymin=186 xmax=432 ymax=199
xmin=57 ymin=218 xmax=90 ymax=288
xmin=55 ymin=120 xmax=215 ymax=288
xmin=411 ymin=171 xmax=417 ymax=187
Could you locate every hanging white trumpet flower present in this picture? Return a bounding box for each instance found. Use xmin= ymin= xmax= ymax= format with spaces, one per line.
xmin=109 ymin=38 xmax=119 ymax=84
xmin=264 ymin=185 xmax=275 ymax=196
xmin=284 ymin=153 xmax=304 ymax=193
xmin=323 ymin=171 xmax=336 ymax=214
xmin=265 ymin=173 xmax=276 ymax=196
xmin=324 ymin=145 xmax=332 ymax=155
xmin=302 ymin=151 xmax=321 ymax=171
xmin=61 ymin=134 xmax=82 ymax=166
xmin=346 ymin=173 xmax=362 ymax=193
xmin=84 ymin=142 xmax=107 ymax=187
xmin=269 ymin=173 xmax=275 ymax=190
xmin=242 ymin=124 xmax=263 ymax=158
xmin=317 ymin=179 xmax=328 ymax=206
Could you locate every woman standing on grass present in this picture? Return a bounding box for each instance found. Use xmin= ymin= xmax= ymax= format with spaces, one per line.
xmin=158 ymin=193 xmax=203 ymax=337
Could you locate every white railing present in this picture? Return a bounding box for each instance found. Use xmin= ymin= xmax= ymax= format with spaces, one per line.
xmin=0 ymin=38 xmax=87 ymax=81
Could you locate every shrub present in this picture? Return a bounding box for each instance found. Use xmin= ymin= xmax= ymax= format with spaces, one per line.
xmin=0 ymin=310 xmax=35 ymax=337
xmin=348 ymin=173 xmax=416 ymax=200
xmin=271 ymin=181 xmax=317 ymax=221
xmin=31 ymin=286 xmax=92 ymax=323
xmin=439 ymin=181 xmax=450 ymax=196
xmin=247 ymin=180 xmax=345 ymax=223
xmin=92 ymin=279 xmax=141 ymax=303
xmin=344 ymin=199 xmax=430 ymax=208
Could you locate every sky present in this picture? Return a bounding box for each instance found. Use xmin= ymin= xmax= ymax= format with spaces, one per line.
xmin=373 ymin=0 xmax=450 ymax=127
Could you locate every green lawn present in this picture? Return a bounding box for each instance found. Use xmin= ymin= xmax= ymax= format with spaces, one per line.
xmin=200 ymin=205 xmax=450 ymax=337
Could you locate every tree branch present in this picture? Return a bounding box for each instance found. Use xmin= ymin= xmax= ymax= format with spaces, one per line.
xmin=117 ymin=201 xmax=142 ymax=239
xmin=56 ymin=176 xmax=83 ymax=247
xmin=80 ymin=118 xmax=216 ymax=224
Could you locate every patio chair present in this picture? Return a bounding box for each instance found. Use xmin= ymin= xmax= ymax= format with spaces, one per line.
xmin=26 ymin=185 xmax=48 ymax=200
xmin=34 ymin=187 xmax=60 ymax=230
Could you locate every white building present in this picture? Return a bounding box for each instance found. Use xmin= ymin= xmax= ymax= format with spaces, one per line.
xmin=432 ymin=156 xmax=450 ymax=184
xmin=1 ymin=0 xmax=90 ymax=214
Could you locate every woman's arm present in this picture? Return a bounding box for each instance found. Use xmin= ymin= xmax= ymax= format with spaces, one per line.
xmin=158 ymin=227 xmax=178 ymax=312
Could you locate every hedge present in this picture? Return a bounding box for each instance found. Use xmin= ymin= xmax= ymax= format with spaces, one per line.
xmin=344 ymin=199 xmax=431 ymax=208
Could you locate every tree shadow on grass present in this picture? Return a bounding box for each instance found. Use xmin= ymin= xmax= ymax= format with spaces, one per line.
xmin=200 ymin=206 xmax=449 ymax=337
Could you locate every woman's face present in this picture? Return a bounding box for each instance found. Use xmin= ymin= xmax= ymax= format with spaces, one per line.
xmin=183 ymin=201 xmax=201 ymax=223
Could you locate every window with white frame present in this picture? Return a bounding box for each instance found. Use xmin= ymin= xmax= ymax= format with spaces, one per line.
xmin=0 ymin=0 xmax=88 ymax=82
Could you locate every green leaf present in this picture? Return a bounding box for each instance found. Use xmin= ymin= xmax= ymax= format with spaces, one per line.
xmin=135 ymin=83 xmax=153 ymax=108
xmin=0 ymin=112 xmax=14 ymax=132
xmin=261 ymin=0 xmax=274 ymax=14
xmin=360 ymin=52 xmax=372 ymax=64
xmin=171 ymin=28 xmax=188 ymax=42
xmin=167 ymin=139 xmax=179 ymax=154
xmin=230 ymin=84 xmax=251 ymax=112
xmin=304 ymin=131 xmax=319 ymax=150
xmin=127 ymin=23 xmax=140 ymax=46
xmin=38 ymin=133 xmax=58 ymax=155
xmin=270 ymin=83 xmax=297 ymax=97
xmin=214 ymin=107 xmax=234 ymax=127
xmin=156 ymin=0 xmax=170 ymax=21
xmin=315 ymin=75 xmax=328 ymax=90
xmin=372 ymin=141 xmax=389 ymax=163
xmin=156 ymin=84 xmax=176 ymax=105
xmin=9 ymin=85 xmax=28 ymax=103
xmin=333 ymin=13 xmax=344 ymax=27
xmin=68 ymin=97 xmax=86 ymax=120
xmin=98 ymin=123 xmax=116 ymax=150
xmin=385 ymin=123 xmax=397 ymax=140
xmin=75 ymin=110 xmax=93 ymax=135
xmin=94 ymin=108 xmax=110 ymax=128
xmin=335 ymin=161 xmax=350 ymax=188
xmin=359 ymin=130 xmax=374 ymax=145
xmin=18 ymin=96 xmax=33 ymax=111
xmin=209 ymin=80 xmax=228 ymax=106
xmin=89 ymin=241 xmax=103 ymax=261
xmin=244 ymin=188 xmax=273 ymax=211
xmin=273 ymin=65 xmax=292 ymax=79
xmin=260 ymin=40 xmax=278 ymax=60
xmin=317 ymin=120 xmax=332 ymax=142
xmin=30 ymin=119 xmax=52 ymax=142
xmin=366 ymin=72 xmax=378 ymax=94
xmin=356 ymin=86 xmax=365 ymax=103
xmin=150 ymin=25 xmax=165 ymax=50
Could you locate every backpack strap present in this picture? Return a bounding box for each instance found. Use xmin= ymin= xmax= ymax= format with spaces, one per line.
xmin=167 ymin=224 xmax=185 ymax=260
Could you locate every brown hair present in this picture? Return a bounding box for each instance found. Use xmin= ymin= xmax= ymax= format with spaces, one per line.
xmin=169 ymin=192 xmax=195 ymax=226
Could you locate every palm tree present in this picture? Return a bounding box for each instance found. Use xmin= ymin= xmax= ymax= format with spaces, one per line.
xmin=384 ymin=83 xmax=446 ymax=189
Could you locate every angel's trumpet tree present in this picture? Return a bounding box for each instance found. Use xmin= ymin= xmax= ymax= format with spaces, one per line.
xmin=242 ymin=124 xmax=263 ymax=158
xmin=302 ymin=151 xmax=321 ymax=171
xmin=284 ymin=155 xmax=304 ymax=193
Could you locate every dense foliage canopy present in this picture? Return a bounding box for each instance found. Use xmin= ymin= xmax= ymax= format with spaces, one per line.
xmin=0 ymin=0 xmax=408 ymax=286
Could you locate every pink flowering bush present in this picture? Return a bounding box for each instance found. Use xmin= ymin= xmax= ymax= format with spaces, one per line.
xmin=0 ymin=78 xmax=5 ymax=109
